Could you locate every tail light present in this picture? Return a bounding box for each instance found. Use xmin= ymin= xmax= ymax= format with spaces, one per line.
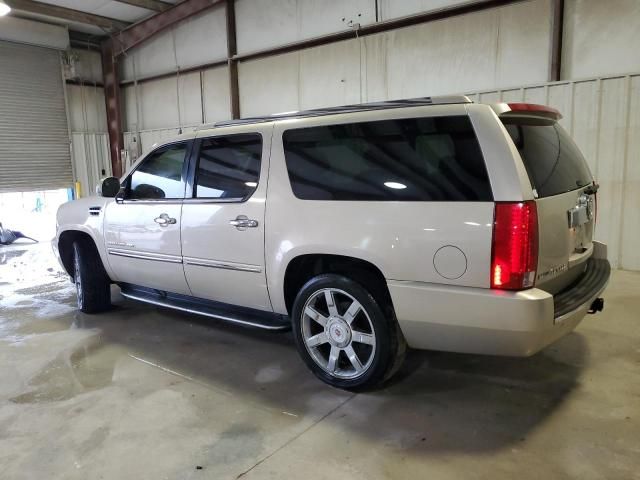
xmin=491 ymin=201 xmax=538 ymax=290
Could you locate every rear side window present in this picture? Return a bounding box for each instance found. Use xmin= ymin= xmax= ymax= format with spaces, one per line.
xmin=282 ymin=116 xmax=492 ymax=201
xmin=503 ymin=121 xmax=592 ymax=198
xmin=194 ymin=134 xmax=262 ymax=200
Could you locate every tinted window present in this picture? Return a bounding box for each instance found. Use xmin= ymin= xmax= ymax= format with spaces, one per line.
xmin=128 ymin=143 xmax=187 ymax=199
xmin=282 ymin=116 xmax=492 ymax=201
xmin=503 ymin=121 xmax=592 ymax=198
xmin=194 ymin=134 xmax=262 ymax=199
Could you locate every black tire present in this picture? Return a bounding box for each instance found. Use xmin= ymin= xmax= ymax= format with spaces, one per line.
xmin=72 ymin=238 xmax=111 ymax=313
xmin=291 ymin=274 xmax=406 ymax=391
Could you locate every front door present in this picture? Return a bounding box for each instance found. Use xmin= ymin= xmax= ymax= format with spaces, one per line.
xmin=181 ymin=128 xmax=272 ymax=311
xmin=103 ymin=141 xmax=191 ymax=295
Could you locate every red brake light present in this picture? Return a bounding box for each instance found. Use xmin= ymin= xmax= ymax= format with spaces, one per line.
xmin=506 ymin=103 xmax=562 ymax=120
xmin=491 ymin=201 xmax=538 ymax=290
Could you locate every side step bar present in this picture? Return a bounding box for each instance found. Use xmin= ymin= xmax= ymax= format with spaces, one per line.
xmin=119 ymin=284 xmax=290 ymax=331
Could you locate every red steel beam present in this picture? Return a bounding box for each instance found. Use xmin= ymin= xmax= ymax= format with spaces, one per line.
xmin=102 ymin=0 xmax=224 ymax=176
xmin=549 ymin=0 xmax=565 ymax=81
xmin=226 ymin=0 xmax=240 ymax=119
xmin=111 ymin=0 xmax=224 ymax=55
xmin=102 ymin=39 xmax=124 ymax=178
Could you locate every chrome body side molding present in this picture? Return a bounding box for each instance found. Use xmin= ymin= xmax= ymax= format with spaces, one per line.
xmin=183 ymin=256 xmax=262 ymax=273
xmin=108 ymin=248 xmax=183 ymax=264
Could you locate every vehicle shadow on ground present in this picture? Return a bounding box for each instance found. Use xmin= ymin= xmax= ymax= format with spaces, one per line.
xmin=5 ymin=284 xmax=588 ymax=455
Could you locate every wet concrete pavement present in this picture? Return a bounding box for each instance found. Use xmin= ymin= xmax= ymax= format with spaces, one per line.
xmin=0 ymin=242 xmax=639 ymax=479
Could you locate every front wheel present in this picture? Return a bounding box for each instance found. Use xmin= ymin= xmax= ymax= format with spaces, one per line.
xmin=73 ymin=239 xmax=111 ymax=313
xmin=291 ymin=274 xmax=406 ymax=390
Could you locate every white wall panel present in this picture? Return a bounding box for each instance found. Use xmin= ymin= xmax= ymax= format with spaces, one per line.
xmin=299 ymin=39 xmax=362 ymax=109
xmin=523 ymin=86 xmax=547 ymax=105
xmin=71 ymin=133 xmax=111 ymax=197
xmin=121 ymin=6 xmax=227 ymax=82
xmin=239 ymin=0 xmax=550 ymax=116
xmin=123 ymin=72 xmax=203 ymax=131
xmin=619 ymin=76 xmax=640 ymax=271
xmin=236 ymin=0 xmax=375 ymax=54
xmin=571 ymin=81 xmax=599 ymax=173
xmin=469 ymin=73 xmax=640 ymax=270
xmin=239 ymin=52 xmax=300 ymax=117
xmin=67 ymin=85 xmax=107 ymax=132
xmin=70 ymin=49 xmax=103 ymax=83
xmin=379 ymin=0 xmax=471 ymax=20
xmin=594 ymin=77 xmax=627 ymax=269
xmin=202 ymin=66 xmax=231 ymax=123
xmin=385 ymin=0 xmax=550 ymax=96
xmin=563 ymin=0 xmax=640 ymax=80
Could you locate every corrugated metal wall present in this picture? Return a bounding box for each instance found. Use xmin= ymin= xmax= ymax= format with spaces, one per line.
xmin=65 ymin=53 xmax=111 ymax=196
xmin=467 ymin=74 xmax=640 ymax=271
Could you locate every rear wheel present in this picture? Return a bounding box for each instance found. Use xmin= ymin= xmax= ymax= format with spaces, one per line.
xmin=291 ymin=274 xmax=406 ymax=390
xmin=73 ymin=239 xmax=111 ymax=313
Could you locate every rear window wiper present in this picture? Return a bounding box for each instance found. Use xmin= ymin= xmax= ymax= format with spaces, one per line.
xmin=584 ymin=183 xmax=599 ymax=195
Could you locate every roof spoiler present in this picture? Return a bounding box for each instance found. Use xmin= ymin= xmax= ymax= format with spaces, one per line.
xmin=492 ymin=102 xmax=563 ymax=121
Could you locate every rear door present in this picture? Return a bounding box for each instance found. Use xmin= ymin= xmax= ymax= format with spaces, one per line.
xmin=180 ymin=127 xmax=272 ymax=311
xmin=502 ymin=117 xmax=596 ymax=294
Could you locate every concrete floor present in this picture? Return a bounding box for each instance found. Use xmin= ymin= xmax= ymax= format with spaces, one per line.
xmin=0 ymin=243 xmax=638 ymax=480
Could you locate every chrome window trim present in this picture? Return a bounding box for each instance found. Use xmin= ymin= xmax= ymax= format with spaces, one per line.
xmin=116 ymin=199 xmax=185 ymax=205
xmin=182 ymin=197 xmax=244 ymax=204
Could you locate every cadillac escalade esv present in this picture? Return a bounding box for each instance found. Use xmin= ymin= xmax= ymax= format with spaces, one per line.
xmin=54 ymin=96 xmax=610 ymax=389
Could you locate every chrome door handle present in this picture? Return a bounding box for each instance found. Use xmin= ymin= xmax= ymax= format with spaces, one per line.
xmin=154 ymin=213 xmax=177 ymax=227
xmin=229 ymin=215 xmax=258 ymax=230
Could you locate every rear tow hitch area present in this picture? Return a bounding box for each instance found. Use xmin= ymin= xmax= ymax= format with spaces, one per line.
xmin=588 ymin=298 xmax=604 ymax=314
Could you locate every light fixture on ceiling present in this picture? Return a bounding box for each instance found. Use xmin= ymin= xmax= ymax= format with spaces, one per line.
xmin=0 ymin=1 xmax=10 ymax=16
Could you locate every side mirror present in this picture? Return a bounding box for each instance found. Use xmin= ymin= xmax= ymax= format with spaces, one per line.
xmin=97 ymin=177 xmax=121 ymax=198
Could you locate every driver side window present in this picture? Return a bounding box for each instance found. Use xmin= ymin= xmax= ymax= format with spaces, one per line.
xmin=127 ymin=142 xmax=188 ymax=200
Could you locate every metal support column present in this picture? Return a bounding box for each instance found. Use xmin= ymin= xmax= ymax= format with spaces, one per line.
xmin=226 ymin=0 xmax=240 ymax=119
xmin=101 ymin=39 xmax=124 ymax=177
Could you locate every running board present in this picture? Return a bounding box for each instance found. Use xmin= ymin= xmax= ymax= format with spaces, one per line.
xmin=119 ymin=284 xmax=290 ymax=331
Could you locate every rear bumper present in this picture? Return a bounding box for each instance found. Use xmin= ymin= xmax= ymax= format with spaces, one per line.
xmin=388 ymin=243 xmax=611 ymax=357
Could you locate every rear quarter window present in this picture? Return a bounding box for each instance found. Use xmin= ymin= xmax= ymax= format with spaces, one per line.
xmin=503 ymin=121 xmax=593 ymax=198
xmin=282 ymin=116 xmax=492 ymax=201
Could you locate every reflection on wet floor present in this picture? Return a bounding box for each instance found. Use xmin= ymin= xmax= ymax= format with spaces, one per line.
xmin=11 ymin=336 xmax=118 ymax=404
xmin=0 ymin=248 xmax=26 ymax=265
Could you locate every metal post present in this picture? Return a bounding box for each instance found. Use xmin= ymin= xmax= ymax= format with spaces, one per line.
xmin=226 ymin=0 xmax=240 ymax=119
xmin=549 ymin=0 xmax=564 ymax=82
xmin=101 ymin=39 xmax=124 ymax=178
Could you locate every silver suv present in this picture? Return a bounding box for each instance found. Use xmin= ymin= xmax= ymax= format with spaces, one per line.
xmin=54 ymin=96 xmax=610 ymax=389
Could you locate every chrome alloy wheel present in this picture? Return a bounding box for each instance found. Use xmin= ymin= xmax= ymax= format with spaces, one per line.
xmin=74 ymin=250 xmax=83 ymax=309
xmin=301 ymin=288 xmax=376 ymax=379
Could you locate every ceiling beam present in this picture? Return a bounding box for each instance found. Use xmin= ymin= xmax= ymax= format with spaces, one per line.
xmin=5 ymin=0 xmax=130 ymax=31
xmin=110 ymin=0 xmax=223 ymax=55
xmin=114 ymin=0 xmax=172 ymax=13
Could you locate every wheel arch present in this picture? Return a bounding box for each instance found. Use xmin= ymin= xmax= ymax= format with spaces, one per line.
xmin=282 ymin=253 xmax=394 ymax=317
xmin=58 ymin=229 xmax=105 ymax=280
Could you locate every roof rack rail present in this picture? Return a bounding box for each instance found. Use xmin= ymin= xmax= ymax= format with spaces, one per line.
xmin=195 ymin=95 xmax=472 ymax=130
